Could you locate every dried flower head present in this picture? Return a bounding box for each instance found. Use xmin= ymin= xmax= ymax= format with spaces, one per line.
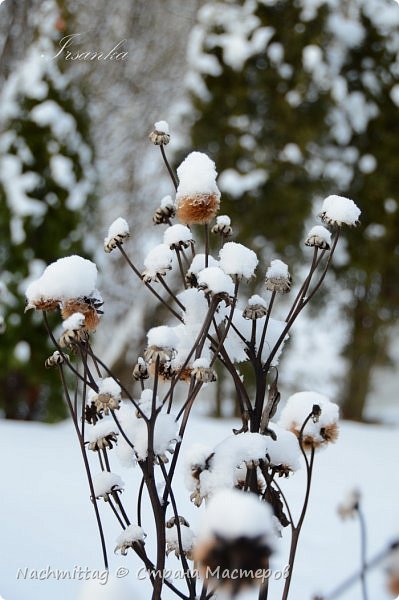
xmin=164 ymin=224 xmax=194 ymax=251
xmin=305 ymin=225 xmax=332 ymax=250
xmin=86 ymin=421 xmax=119 ymax=452
xmin=153 ymin=195 xmax=176 ymax=225
xmin=145 ymin=326 xmax=178 ymax=364
xmin=192 ymin=358 xmax=217 ymax=383
xmin=176 ymin=152 xmax=220 ymax=225
xmin=132 ymin=357 xmax=149 ymax=381
xmin=319 ymin=194 xmax=361 ymax=227
xmin=104 ymin=217 xmax=130 ymax=253
xmin=25 ymin=297 xmax=60 ymax=313
xmin=193 ymin=490 xmax=275 ymax=594
xmin=45 ymin=350 xmax=64 ymax=368
xmin=265 ymin=260 xmax=291 ymax=294
xmin=243 ymin=295 xmax=268 ymax=320
xmin=115 ymin=525 xmax=146 ymax=556
xmin=149 ymin=120 xmax=170 ymax=146
xmin=166 ymin=521 xmax=195 ymax=560
xmin=337 ymin=489 xmax=361 ymax=520
xmin=142 ymin=243 xmax=173 ymax=283
xmin=61 ymin=293 xmax=103 ymax=331
xmin=85 ymin=401 xmax=103 ymax=425
xmin=212 ymin=215 xmax=232 ymax=238
xmin=88 ymin=378 xmax=122 ymax=416
xmin=93 ymin=472 xmax=124 ymax=501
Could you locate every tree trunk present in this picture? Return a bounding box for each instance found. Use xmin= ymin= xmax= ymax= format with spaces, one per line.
xmin=341 ymin=299 xmax=382 ymax=421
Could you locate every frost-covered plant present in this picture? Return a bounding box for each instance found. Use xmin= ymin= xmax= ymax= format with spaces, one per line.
xmin=28 ymin=124 xmax=365 ymax=599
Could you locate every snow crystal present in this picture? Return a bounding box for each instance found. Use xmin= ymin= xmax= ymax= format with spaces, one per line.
xmin=218 ymin=168 xmax=268 ymax=198
xmin=25 ymin=256 xmax=97 ymax=305
xmin=266 ymin=259 xmax=289 ymax=280
xmin=320 ymin=195 xmax=361 ymax=226
xmin=105 ymin=218 xmax=130 ymax=242
xmin=278 ymin=391 xmax=339 ymax=445
xmin=62 ymin=312 xmax=85 ymax=331
xmin=248 ymin=294 xmax=267 ymax=308
xmin=115 ymin=524 xmax=146 ymax=547
xmin=147 ymin=325 xmax=179 ymax=349
xmin=197 ymin=266 xmax=235 ymax=296
xmin=86 ymin=421 xmax=118 ymax=444
xmin=154 ymin=121 xmax=169 ymax=134
xmin=197 ymin=488 xmax=275 ymax=542
xmin=93 ymin=472 xmax=124 ymax=498
xmin=143 ymin=244 xmax=173 ymax=275
xmin=187 ymin=254 xmax=219 ymax=276
xmin=219 ymin=242 xmax=258 ymax=280
xmin=176 ymin=152 xmax=220 ymax=198
xmin=163 ymin=224 xmax=193 ymax=248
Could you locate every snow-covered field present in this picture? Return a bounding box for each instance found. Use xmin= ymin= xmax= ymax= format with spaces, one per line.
xmin=0 ymin=416 xmax=397 ymax=600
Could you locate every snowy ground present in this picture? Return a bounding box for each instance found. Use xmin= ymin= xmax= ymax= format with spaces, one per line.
xmin=0 ymin=416 xmax=398 ymax=600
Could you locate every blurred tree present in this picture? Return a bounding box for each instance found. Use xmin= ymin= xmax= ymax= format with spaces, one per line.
xmin=0 ymin=0 xmax=96 ymax=420
xmin=182 ymin=0 xmax=399 ymax=420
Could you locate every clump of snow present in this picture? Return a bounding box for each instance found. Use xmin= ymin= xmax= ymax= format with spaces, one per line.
xmin=248 ymin=294 xmax=267 ymax=308
xmin=163 ymin=224 xmax=193 ymax=248
xmin=121 ymin=410 xmax=178 ymax=462
xmin=219 ymin=242 xmax=258 ymax=280
xmin=176 ymin=152 xmax=220 ymax=198
xmin=115 ymin=524 xmax=146 ymax=548
xmin=306 ymin=226 xmax=332 ymax=247
xmin=278 ymin=391 xmax=339 ymax=446
xmin=104 ymin=218 xmax=129 ymax=244
xmin=147 ymin=325 xmax=179 ymax=349
xmin=266 ymin=260 xmax=289 ymax=280
xmin=166 ymin=524 xmax=195 ymax=557
xmin=154 ymin=121 xmax=169 ymax=134
xmin=187 ymin=253 xmax=219 ymax=276
xmin=216 ymin=215 xmax=231 ymax=227
xmin=197 ymin=488 xmax=275 ymax=542
xmin=98 ymin=378 xmax=122 ymax=400
xmin=320 ymin=195 xmax=361 ymax=226
xmin=25 ymin=256 xmax=98 ymax=306
xmin=62 ymin=312 xmax=85 ymax=331
xmin=197 ymin=266 xmax=235 ymax=296
xmin=143 ymin=244 xmax=173 ymax=278
xmin=86 ymin=421 xmax=118 ymax=445
xmin=93 ymin=472 xmax=124 ymax=498
xmin=192 ymin=357 xmax=210 ymax=369
xmin=160 ymin=195 xmax=174 ymax=209
xmin=136 ymin=388 xmax=161 ymax=419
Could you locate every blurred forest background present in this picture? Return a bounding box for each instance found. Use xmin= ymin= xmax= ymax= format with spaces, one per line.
xmin=0 ymin=0 xmax=398 ymax=423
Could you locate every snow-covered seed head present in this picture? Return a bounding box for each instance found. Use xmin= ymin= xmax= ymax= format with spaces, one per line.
xmin=193 ymin=489 xmax=275 ymax=593
xmin=145 ymin=326 xmax=178 ymax=365
xmin=153 ymin=195 xmax=176 ymax=225
xmin=25 ymin=297 xmax=60 ymax=313
xmin=149 ymin=120 xmax=170 ymax=146
xmin=104 ymin=217 xmax=130 ymax=253
xmin=211 ymin=215 xmax=232 ymax=238
xmin=114 ymin=525 xmax=146 ymax=556
xmin=265 ymin=260 xmax=292 ymax=294
xmin=166 ymin=519 xmax=195 ymax=560
xmin=163 ymin=224 xmax=194 ymax=251
xmin=132 ymin=357 xmax=149 ymax=381
xmin=85 ymin=401 xmax=104 ymax=425
xmin=305 ymin=225 xmax=332 ymax=250
xmin=93 ymin=472 xmax=124 ymax=501
xmin=176 ymin=152 xmax=221 ymax=225
xmin=88 ymin=431 xmax=118 ymax=452
xmin=192 ymin=365 xmax=217 ymax=383
xmin=319 ymin=194 xmax=361 ymax=228
xmin=59 ymin=328 xmax=88 ymax=348
xmin=144 ymin=346 xmax=173 ymax=365
xmin=61 ymin=295 xmax=103 ymax=332
xmin=337 ymin=489 xmax=361 ymax=520
xmin=45 ymin=351 xmax=64 ymax=369
xmin=94 ymin=393 xmax=120 ymax=416
xmin=243 ymin=295 xmax=268 ymax=320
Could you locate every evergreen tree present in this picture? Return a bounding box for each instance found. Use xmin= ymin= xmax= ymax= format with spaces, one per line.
xmin=183 ymin=0 xmax=399 ymax=419
xmin=0 ymin=0 xmax=96 ymax=420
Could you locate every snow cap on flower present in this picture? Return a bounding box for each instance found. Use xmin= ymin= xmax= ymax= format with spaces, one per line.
xmin=243 ymin=294 xmax=268 ymax=320
xmin=163 ymin=224 xmax=194 ymax=250
xmin=278 ymin=391 xmax=339 ymax=450
xmin=319 ymin=194 xmax=361 ymax=227
xmin=45 ymin=350 xmax=64 ymax=369
xmin=305 ymin=225 xmax=332 ymax=250
xmin=166 ymin=518 xmax=195 ymax=560
xmin=185 ymin=254 xmax=219 ymax=287
xmin=115 ymin=524 xmax=146 ymax=555
xmin=145 ymin=325 xmax=179 ymax=365
xmin=104 ymin=217 xmax=130 ymax=253
xmin=193 ymin=489 xmax=275 ymax=593
xmin=142 ymin=244 xmax=173 ymax=282
xmin=93 ymin=471 xmax=124 ymax=500
xmin=86 ymin=420 xmax=118 ymax=452
xmin=265 ymin=259 xmax=291 ymax=294
xmin=88 ymin=377 xmax=122 ymax=416
xmin=149 ymin=120 xmax=170 ymax=145
xmin=176 ymin=152 xmax=220 ymax=225
xmin=219 ymin=241 xmax=258 ymax=280
xmin=25 ymin=255 xmax=98 ymax=312
xmin=212 ymin=214 xmax=232 ymax=237
xmin=197 ymin=266 xmax=235 ymax=299
xmin=192 ymin=357 xmax=216 ymax=383
xmin=153 ymin=194 xmax=176 ymax=225
xmin=132 ymin=356 xmax=149 ymax=381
